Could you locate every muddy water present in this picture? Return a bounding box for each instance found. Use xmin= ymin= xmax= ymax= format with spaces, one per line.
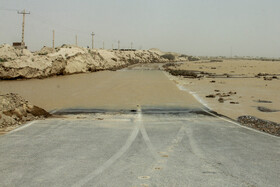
xmin=0 ymin=70 xmax=202 ymax=111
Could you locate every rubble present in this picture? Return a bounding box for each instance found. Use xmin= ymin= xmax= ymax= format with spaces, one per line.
xmin=238 ymin=116 xmax=280 ymax=136
xmin=0 ymin=93 xmax=51 ymax=129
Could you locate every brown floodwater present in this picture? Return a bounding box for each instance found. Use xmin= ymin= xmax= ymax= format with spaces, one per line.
xmin=0 ymin=70 xmax=202 ymax=111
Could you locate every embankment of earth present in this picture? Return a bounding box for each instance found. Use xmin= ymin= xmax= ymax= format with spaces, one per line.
xmin=0 ymin=44 xmax=194 ymax=80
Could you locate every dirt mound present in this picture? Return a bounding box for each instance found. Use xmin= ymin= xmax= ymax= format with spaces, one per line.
xmin=149 ymin=48 xmax=166 ymax=56
xmin=0 ymin=44 xmax=185 ymax=80
xmin=0 ymin=44 xmax=32 ymax=62
xmin=0 ymin=93 xmax=51 ymax=130
xmin=34 ymin=46 xmax=56 ymax=55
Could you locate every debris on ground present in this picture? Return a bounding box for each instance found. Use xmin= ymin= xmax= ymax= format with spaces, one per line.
xmin=253 ymin=100 xmax=272 ymax=104
xmin=164 ymin=69 xmax=204 ymax=78
xmin=0 ymin=93 xmax=51 ymax=130
xmin=205 ymin=94 xmax=216 ymax=98
xmin=218 ymin=98 xmax=224 ymax=103
xmin=216 ymin=91 xmax=237 ymax=98
xmin=238 ymin=116 xmax=280 ymax=136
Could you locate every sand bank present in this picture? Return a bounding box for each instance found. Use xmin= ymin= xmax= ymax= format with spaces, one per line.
xmin=165 ymin=59 xmax=280 ymax=124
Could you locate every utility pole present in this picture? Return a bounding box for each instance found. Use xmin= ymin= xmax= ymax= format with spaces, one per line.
xmin=118 ymin=40 xmax=120 ymax=50
xmin=112 ymin=44 xmax=114 ymax=50
xmin=17 ymin=9 xmax=30 ymax=47
xmin=91 ymin=32 xmax=95 ymax=49
xmin=131 ymin=42 xmax=133 ymax=50
xmin=103 ymin=41 xmax=105 ymax=49
xmin=52 ymin=30 xmax=55 ymax=49
xmin=75 ymin=35 xmax=78 ymax=46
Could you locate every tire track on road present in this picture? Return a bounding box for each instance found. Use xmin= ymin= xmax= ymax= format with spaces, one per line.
xmin=72 ymin=113 xmax=141 ymax=187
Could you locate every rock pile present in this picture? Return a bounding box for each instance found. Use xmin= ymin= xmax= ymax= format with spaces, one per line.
xmin=0 ymin=93 xmax=50 ymax=129
xmin=238 ymin=116 xmax=280 ymax=136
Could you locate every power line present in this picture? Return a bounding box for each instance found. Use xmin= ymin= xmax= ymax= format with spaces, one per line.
xmin=1 ymin=8 xmax=138 ymax=51
xmin=28 ymin=13 xmax=91 ymax=36
xmin=18 ymin=9 xmax=30 ymax=46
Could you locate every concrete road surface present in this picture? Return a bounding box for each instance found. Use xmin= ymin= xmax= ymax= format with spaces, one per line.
xmin=0 ymin=110 xmax=279 ymax=187
xmin=0 ymin=66 xmax=279 ymax=186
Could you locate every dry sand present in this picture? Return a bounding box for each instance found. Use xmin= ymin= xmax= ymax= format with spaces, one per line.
xmin=167 ymin=59 xmax=280 ymax=123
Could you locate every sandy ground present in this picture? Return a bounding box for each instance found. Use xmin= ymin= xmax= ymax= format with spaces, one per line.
xmin=168 ymin=59 xmax=280 ymax=123
xmin=0 ymin=69 xmax=201 ymax=112
xmin=179 ymin=59 xmax=280 ymax=75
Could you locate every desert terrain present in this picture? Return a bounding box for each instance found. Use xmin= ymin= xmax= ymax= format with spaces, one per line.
xmin=164 ymin=59 xmax=280 ymax=135
xmin=0 ymin=47 xmax=280 ymax=186
xmin=1 ymin=45 xmax=280 ymax=136
xmin=0 ymin=43 xmax=280 ymax=136
xmin=1 ymin=1 xmax=280 ymax=186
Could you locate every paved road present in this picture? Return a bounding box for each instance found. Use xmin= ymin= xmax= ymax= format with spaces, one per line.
xmin=1 ymin=109 xmax=279 ymax=187
xmin=0 ymin=67 xmax=280 ymax=187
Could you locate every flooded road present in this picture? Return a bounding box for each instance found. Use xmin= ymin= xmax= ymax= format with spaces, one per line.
xmin=0 ymin=68 xmax=201 ymax=111
xmin=0 ymin=64 xmax=279 ymax=186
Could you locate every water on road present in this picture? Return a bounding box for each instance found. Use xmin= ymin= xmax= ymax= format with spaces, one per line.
xmin=0 ymin=64 xmax=279 ymax=187
xmin=0 ymin=69 xmax=201 ymax=111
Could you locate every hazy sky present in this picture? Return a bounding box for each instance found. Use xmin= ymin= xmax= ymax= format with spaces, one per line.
xmin=0 ymin=0 xmax=279 ymax=57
